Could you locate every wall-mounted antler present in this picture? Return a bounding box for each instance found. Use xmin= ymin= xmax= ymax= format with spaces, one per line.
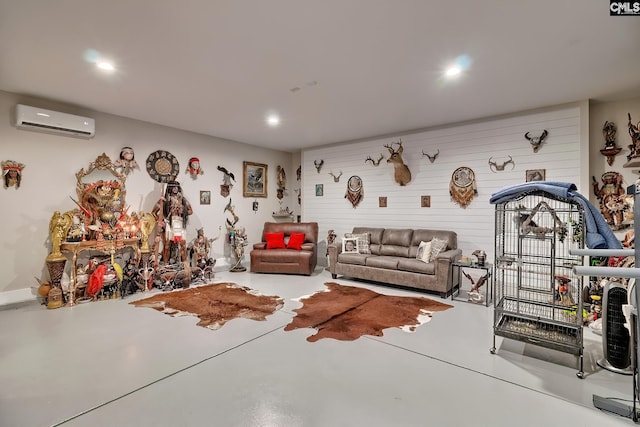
xmin=488 ymin=155 xmax=515 ymax=172
xmin=328 ymin=171 xmax=343 ymax=182
xmin=524 ymin=130 xmax=548 ymax=153
xmin=421 ymin=149 xmax=440 ymax=163
xmin=313 ymin=159 xmax=324 ymax=173
xmin=365 ymin=154 xmax=384 ymax=166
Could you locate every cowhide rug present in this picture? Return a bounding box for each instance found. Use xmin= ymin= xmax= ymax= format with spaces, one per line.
xmin=285 ymin=282 xmax=453 ymax=342
xmin=130 ymin=282 xmax=283 ymax=330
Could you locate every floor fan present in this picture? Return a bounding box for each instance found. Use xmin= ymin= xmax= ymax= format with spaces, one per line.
xmin=597 ymin=280 xmax=633 ymax=375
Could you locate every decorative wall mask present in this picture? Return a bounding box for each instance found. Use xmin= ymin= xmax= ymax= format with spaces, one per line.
xmin=217 ymin=165 xmax=235 ymax=197
xmin=524 ymin=130 xmax=548 ymax=153
xmin=488 ymin=156 xmax=515 ymax=172
xmin=384 ymin=139 xmax=412 ymax=186
xmin=365 ymin=154 xmax=384 ymax=166
xmin=592 ymin=171 xmax=633 ymax=230
xmin=276 ymin=165 xmax=287 ymax=199
xmin=1 ymin=160 xmax=25 ymax=189
xmin=114 ymin=147 xmax=138 ymax=175
xmin=421 ymin=149 xmax=440 ymax=163
xmin=449 ymin=167 xmax=477 ymax=208
xmin=345 ymin=175 xmax=364 ymax=208
xmin=600 ymin=121 xmax=622 ymax=166
xmin=186 ymin=157 xmax=204 ymax=179
xmin=314 ymin=159 xmax=324 ymax=173
xmin=146 ymin=150 xmax=179 ymax=183
xmin=626 ymin=113 xmax=640 ymax=165
xmin=328 ymin=171 xmax=343 ymax=182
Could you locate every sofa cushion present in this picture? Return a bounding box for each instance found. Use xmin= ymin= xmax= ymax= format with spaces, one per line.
xmin=265 ymin=232 xmax=285 ymax=249
xmin=398 ymin=258 xmax=435 ymax=274
xmin=345 ymin=232 xmax=371 ymax=254
xmin=379 ymin=229 xmax=412 ymax=258
xmin=287 ymin=232 xmax=305 ymax=250
xmin=366 ymin=256 xmax=399 ymax=270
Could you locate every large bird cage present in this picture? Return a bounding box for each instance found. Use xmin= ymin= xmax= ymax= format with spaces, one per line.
xmin=491 ymin=191 xmax=586 ymax=378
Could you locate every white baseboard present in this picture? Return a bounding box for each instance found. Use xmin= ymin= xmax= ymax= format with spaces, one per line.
xmin=0 ymin=288 xmax=36 ymax=306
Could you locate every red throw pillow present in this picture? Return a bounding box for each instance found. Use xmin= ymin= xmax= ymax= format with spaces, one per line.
xmin=265 ymin=232 xmax=285 ymax=249
xmin=287 ymin=232 xmax=305 ymax=250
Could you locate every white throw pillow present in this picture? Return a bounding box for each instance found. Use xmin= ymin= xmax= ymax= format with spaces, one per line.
xmin=416 ymin=240 xmax=432 ymax=263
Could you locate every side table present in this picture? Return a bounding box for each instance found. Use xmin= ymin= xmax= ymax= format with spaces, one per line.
xmin=451 ymin=261 xmax=493 ymax=307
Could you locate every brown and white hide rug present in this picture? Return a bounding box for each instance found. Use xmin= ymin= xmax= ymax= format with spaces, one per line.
xmin=284 ymin=282 xmax=453 ymax=342
xmin=130 ymin=282 xmax=283 ymax=330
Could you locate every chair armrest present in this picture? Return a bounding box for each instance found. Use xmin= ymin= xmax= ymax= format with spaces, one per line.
xmin=300 ymin=243 xmax=316 ymax=251
xmin=253 ymin=242 xmax=267 ymax=250
xmin=435 ymin=249 xmax=461 ymax=262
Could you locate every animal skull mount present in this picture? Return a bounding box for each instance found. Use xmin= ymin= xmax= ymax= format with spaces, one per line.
xmin=488 ymin=156 xmax=515 ymax=172
xmin=384 ymin=139 xmax=412 ymax=186
xmin=313 ymin=160 xmax=324 ymax=173
xmin=421 ymin=149 xmax=440 ymax=163
xmin=524 ymin=130 xmax=548 ymax=153
xmin=365 ymin=154 xmax=384 ymax=166
xmin=328 ymin=171 xmax=343 ymax=182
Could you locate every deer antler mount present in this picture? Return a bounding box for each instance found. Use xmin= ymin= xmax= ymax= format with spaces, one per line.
xmin=313 ymin=159 xmax=324 ymax=173
xmin=525 ymin=130 xmax=548 ymax=153
xmin=365 ymin=154 xmax=384 ymax=166
xmin=488 ymin=156 xmax=515 ymax=172
xmin=421 ymin=149 xmax=440 ymax=163
xmin=328 ymin=171 xmax=343 ymax=182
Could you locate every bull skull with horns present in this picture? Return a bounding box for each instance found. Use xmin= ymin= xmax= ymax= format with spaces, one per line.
xmin=525 ymin=130 xmax=548 ymax=153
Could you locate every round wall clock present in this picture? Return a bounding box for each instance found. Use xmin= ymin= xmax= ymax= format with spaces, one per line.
xmin=146 ymin=150 xmax=180 ymax=183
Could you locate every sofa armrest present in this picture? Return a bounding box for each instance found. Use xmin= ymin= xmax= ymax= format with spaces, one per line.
xmin=435 ymin=248 xmax=461 ymax=262
xmin=327 ymin=243 xmax=342 ymax=274
xmin=300 ymin=243 xmax=316 ymax=251
xmin=253 ymin=242 xmax=267 ymax=250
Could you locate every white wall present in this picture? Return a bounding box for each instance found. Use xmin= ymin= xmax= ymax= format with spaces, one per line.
xmin=302 ymin=103 xmax=588 ymax=266
xmin=0 ymin=90 xmax=295 ymax=302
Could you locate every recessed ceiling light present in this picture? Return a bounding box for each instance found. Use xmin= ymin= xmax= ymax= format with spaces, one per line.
xmin=96 ymin=61 xmax=115 ymax=72
xmin=267 ymin=115 xmax=280 ymax=127
xmin=445 ymin=66 xmax=462 ymax=78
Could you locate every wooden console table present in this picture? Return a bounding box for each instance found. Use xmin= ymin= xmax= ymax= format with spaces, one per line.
xmin=60 ymin=238 xmax=141 ymax=306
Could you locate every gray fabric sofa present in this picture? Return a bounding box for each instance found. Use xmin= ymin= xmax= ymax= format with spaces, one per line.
xmin=328 ymin=227 xmax=461 ymax=297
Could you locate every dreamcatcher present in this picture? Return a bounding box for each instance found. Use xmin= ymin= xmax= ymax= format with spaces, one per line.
xmin=449 ymin=166 xmax=477 ymax=208
xmin=345 ymin=175 xmax=364 ymax=208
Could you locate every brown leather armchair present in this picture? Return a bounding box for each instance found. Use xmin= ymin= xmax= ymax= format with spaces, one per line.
xmin=250 ymin=222 xmax=318 ymax=275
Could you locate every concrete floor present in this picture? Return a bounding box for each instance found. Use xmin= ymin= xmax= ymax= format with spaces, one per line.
xmin=0 ymin=267 xmax=635 ymax=426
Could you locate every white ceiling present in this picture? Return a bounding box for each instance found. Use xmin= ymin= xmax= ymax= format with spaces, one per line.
xmin=1 ymin=1 xmax=639 ymax=153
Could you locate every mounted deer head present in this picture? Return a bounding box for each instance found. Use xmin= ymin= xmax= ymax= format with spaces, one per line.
xmin=384 ymin=139 xmax=412 ymax=186
xmin=313 ymin=159 xmax=324 ymax=173
xmin=328 ymin=171 xmax=343 ymax=182
xmin=365 ymin=154 xmax=384 ymax=166
xmin=524 ymin=130 xmax=548 ymax=153
xmin=488 ymin=155 xmax=515 ymax=172
xmin=421 ymin=149 xmax=439 ymax=163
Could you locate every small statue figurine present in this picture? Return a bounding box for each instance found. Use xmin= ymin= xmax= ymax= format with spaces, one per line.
xmin=153 ymin=181 xmax=193 ymax=263
xmin=600 ymin=121 xmax=621 ymax=166
xmin=48 ymin=211 xmax=72 ymax=261
xmin=188 ymin=227 xmax=218 ymax=271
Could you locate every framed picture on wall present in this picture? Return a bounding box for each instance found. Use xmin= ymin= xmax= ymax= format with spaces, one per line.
xmin=525 ymin=169 xmax=545 ymax=182
xmin=243 ymin=161 xmax=268 ymax=197
xmin=315 ymin=184 xmax=324 ymax=196
xmin=199 ymin=190 xmax=211 ymax=205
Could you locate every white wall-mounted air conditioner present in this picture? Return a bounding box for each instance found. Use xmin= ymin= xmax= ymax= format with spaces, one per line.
xmin=14 ymin=104 xmax=95 ymax=138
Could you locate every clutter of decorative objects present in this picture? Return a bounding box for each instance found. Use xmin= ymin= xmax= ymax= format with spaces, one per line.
xmin=592 ymin=171 xmax=633 ymax=230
